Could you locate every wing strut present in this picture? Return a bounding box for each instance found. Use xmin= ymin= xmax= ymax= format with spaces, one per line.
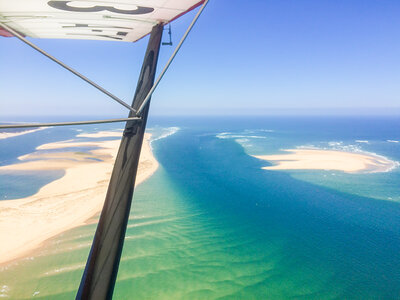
xmin=0 ymin=23 xmax=136 ymax=113
xmin=76 ymin=24 xmax=163 ymax=300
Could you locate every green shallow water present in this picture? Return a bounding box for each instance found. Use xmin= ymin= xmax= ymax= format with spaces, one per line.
xmin=114 ymin=170 xmax=324 ymax=300
xmin=0 ymin=169 xmax=334 ymax=299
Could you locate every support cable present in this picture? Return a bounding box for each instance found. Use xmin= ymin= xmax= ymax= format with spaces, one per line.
xmin=136 ymin=0 xmax=209 ymax=116
xmin=0 ymin=117 xmax=140 ymax=129
xmin=0 ymin=23 xmax=136 ymax=113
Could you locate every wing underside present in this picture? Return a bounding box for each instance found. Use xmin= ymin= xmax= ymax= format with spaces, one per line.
xmin=0 ymin=0 xmax=203 ymax=41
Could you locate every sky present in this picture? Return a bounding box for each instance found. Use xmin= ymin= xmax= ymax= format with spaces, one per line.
xmin=1 ymin=0 xmax=400 ymax=118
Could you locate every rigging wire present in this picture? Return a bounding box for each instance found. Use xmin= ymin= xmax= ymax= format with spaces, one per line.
xmin=0 ymin=22 xmax=136 ymax=113
xmin=136 ymin=0 xmax=209 ymax=116
xmin=0 ymin=117 xmax=141 ymax=129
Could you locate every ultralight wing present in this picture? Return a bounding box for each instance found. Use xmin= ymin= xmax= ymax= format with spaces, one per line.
xmin=0 ymin=0 xmax=203 ymax=41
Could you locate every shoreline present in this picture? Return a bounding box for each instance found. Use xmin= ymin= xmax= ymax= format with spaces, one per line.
xmin=254 ymin=148 xmax=397 ymax=173
xmin=0 ymin=132 xmax=158 ymax=265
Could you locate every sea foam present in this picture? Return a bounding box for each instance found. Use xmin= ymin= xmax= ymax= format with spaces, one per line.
xmin=149 ymin=127 xmax=180 ymax=149
xmin=216 ymin=132 xmax=266 ymax=140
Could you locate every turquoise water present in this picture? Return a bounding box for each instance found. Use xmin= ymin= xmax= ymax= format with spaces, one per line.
xmin=0 ymin=116 xmax=399 ymax=299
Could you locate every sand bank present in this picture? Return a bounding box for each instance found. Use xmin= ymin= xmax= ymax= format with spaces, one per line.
xmin=0 ymin=128 xmax=46 ymax=140
xmin=0 ymin=132 xmax=158 ymax=264
xmin=254 ymin=149 xmax=396 ymax=173
xmin=76 ymin=130 xmax=123 ymax=138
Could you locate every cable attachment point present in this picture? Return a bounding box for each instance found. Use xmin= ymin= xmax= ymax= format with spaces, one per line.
xmin=162 ymin=24 xmax=172 ymax=46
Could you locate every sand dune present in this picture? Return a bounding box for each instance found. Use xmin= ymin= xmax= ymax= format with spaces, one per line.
xmin=254 ymin=149 xmax=396 ymax=173
xmin=0 ymin=132 xmax=158 ymax=264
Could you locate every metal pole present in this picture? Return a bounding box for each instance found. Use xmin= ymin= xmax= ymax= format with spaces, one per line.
xmin=136 ymin=0 xmax=209 ymax=116
xmin=76 ymin=24 xmax=163 ymax=300
xmin=0 ymin=117 xmax=140 ymax=129
xmin=0 ymin=23 xmax=136 ymax=113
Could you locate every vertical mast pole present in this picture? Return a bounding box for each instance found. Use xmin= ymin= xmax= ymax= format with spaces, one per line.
xmin=77 ymin=24 xmax=163 ymax=300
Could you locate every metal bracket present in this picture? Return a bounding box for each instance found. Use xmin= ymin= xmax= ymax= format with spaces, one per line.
xmin=162 ymin=24 xmax=172 ymax=46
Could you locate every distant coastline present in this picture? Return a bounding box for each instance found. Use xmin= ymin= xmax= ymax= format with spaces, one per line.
xmin=0 ymin=131 xmax=158 ymax=265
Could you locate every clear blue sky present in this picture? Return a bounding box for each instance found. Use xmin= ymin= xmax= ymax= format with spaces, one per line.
xmin=1 ymin=0 xmax=400 ymax=117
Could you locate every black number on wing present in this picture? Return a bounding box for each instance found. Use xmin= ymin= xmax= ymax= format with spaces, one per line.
xmin=48 ymin=1 xmax=154 ymax=15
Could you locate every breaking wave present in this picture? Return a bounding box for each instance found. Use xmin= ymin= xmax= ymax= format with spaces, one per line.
xmin=149 ymin=127 xmax=180 ymax=148
xmin=216 ymin=132 xmax=267 ymax=140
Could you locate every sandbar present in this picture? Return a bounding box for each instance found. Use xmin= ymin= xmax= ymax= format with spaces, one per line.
xmin=0 ymin=128 xmax=46 ymax=140
xmin=76 ymin=130 xmax=123 ymax=138
xmin=0 ymin=132 xmax=158 ymax=264
xmin=254 ymin=149 xmax=396 ymax=173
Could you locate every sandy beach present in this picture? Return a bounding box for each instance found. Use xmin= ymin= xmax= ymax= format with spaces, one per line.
xmin=0 ymin=132 xmax=158 ymax=264
xmin=254 ymin=149 xmax=396 ymax=173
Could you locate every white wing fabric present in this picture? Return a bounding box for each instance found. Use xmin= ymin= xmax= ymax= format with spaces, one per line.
xmin=0 ymin=0 xmax=203 ymax=41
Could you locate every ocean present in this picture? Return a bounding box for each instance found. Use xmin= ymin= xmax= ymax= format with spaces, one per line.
xmin=0 ymin=116 xmax=399 ymax=299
